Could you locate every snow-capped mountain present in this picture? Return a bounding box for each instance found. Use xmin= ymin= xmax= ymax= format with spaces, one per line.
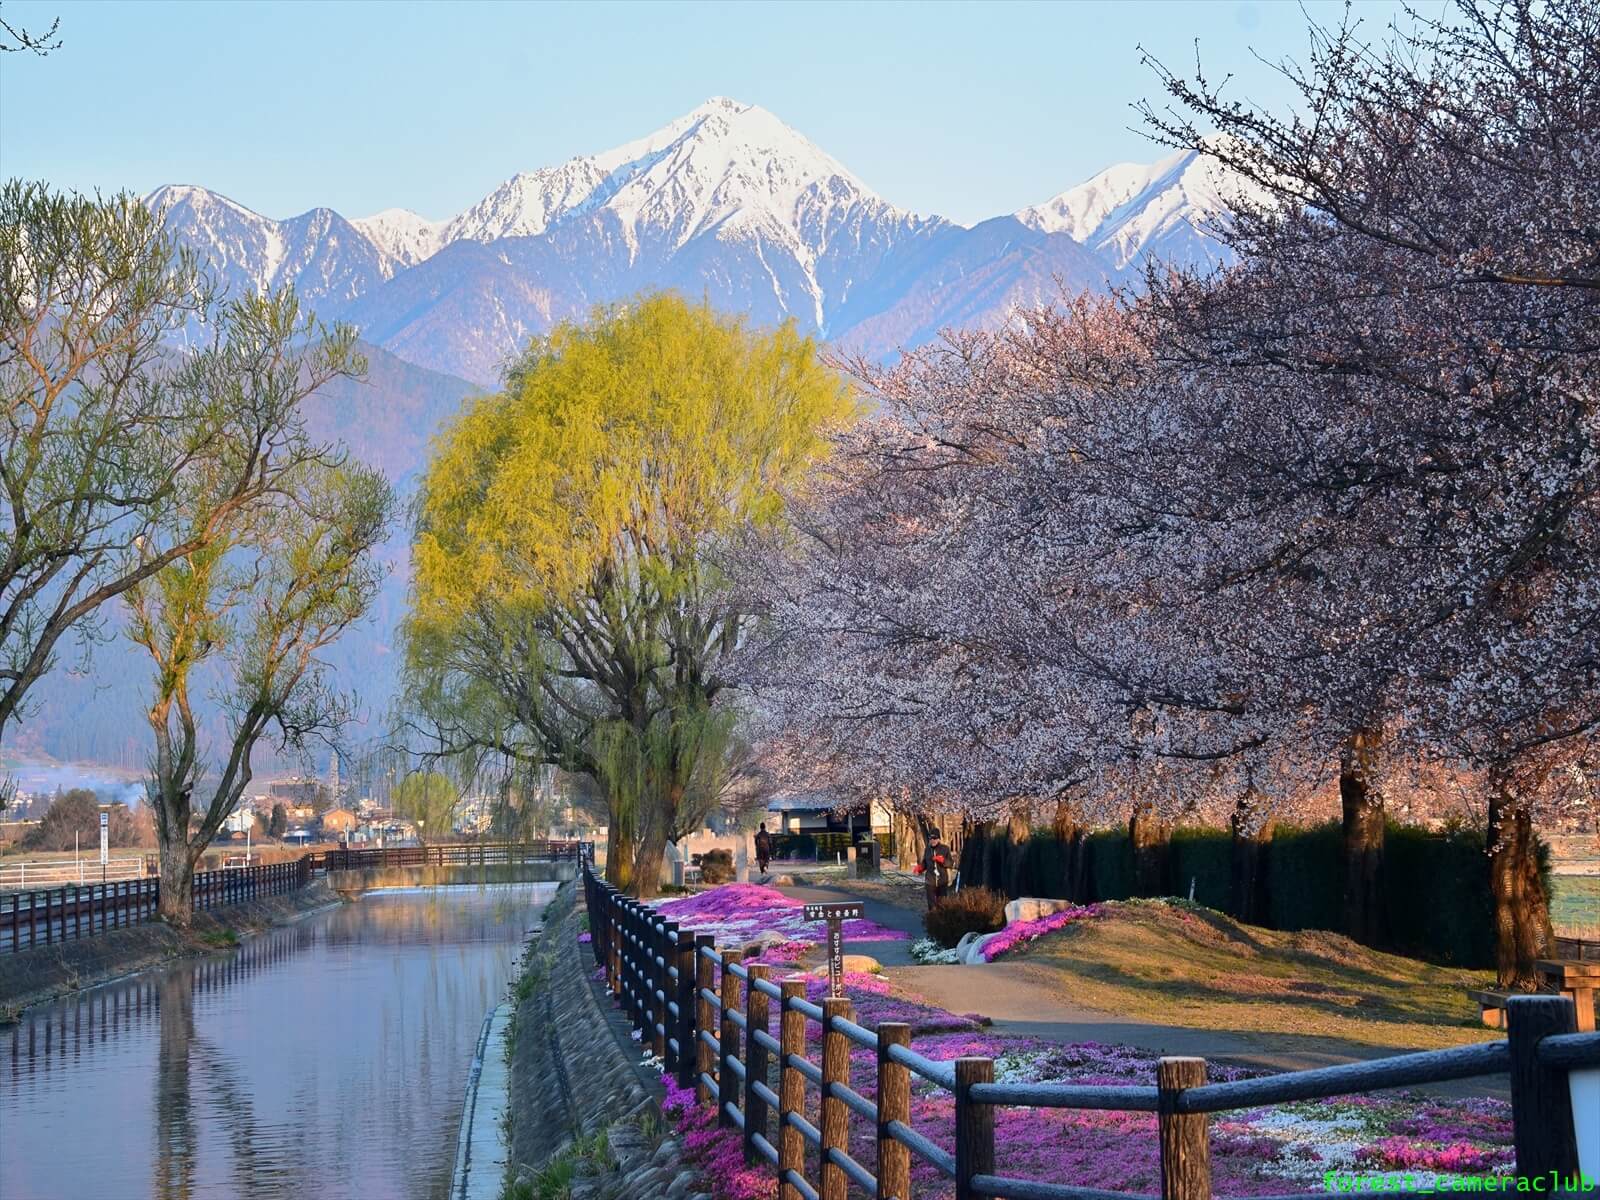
xmin=1016 ymin=144 xmax=1249 ymax=272
xmin=148 ymin=98 xmax=1239 ymax=383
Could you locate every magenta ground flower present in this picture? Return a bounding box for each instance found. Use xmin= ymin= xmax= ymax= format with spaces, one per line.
xmin=982 ymin=905 xmax=1102 ymax=961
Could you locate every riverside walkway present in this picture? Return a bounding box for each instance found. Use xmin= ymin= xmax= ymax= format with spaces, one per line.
xmin=766 ymin=874 xmax=1510 ymax=1093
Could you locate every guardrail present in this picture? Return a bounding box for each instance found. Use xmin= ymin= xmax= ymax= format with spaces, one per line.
xmin=0 ymin=856 xmax=150 ymax=888
xmin=582 ymin=861 xmax=1598 ymax=1200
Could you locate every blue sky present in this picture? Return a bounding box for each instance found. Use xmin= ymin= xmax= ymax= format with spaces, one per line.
xmin=1 ymin=0 xmax=1408 ymax=225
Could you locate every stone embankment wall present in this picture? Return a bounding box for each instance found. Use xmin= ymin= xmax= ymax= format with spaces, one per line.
xmin=505 ymin=882 xmax=713 ymax=1200
xmin=0 ymin=879 xmax=341 ymax=1012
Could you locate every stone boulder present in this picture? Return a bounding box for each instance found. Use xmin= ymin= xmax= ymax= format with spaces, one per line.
xmin=954 ymin=931 xmax=999 ymax=964
xmin=1004 ymin=897 xmax=1082 ymax=924
xmin=810 ymin=953 xmax=882 ymax=976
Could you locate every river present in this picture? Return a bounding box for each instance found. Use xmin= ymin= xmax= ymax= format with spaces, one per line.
xmin=1 ymin=884 xmax=551 ymax=1200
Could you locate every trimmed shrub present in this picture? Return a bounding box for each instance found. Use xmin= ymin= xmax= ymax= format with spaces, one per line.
xmin=982 ymin=834 xmax=1007 ymax=893
xmin=1266 ymin=822 xmax=1343 ymax=932
xmin=1382 ymin=823 xmax=1495 ymax=967
xmin=924 ymin=886 xmax=1007 ymax=948
xmin=696 ymin=847 xmax=735 ymax=884
xmin=1026 ymin=832 xmax=1071 ymax=899
xmin=957 ymin=829 xmax=987 ymax=886
xmin=771 ymin=833 xmax=816 ymax=860
xmin=1170 ymin=827 xmax=1232 ymax=910
xmin=1086 ymin=829 xmax=1135 ymax=902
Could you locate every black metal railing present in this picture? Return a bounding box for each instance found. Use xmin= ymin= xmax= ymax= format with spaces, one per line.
xmin=2 ymin=841 xmax=592 ymax=953
xmin=1 ymin=858 xmax=312 ymax=953
xmin=582 ymin=860 xmax=1598 ymax=1200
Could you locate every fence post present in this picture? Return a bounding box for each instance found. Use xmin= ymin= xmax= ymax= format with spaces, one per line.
xmin=1507 ymin=994 xmax=1579 ymax=1180
xmin=743 ymin=962 xmax=771 ymax=1163
xmin=877 ymin=1022 xmax=912 ymax=1200
xmin=650 ymin=917 xmax=668 ymax=1061
xmin=675 ymin=930 xmax=698 ymax=1090
xmin=695 ymin=934 xmax=717 ymax=1103
xmin=778 ymin=979 xmax=807 ymax=1200
xmin=1158 ymin=1057 xmax=1210 ymax=1200
xmin=820 ymin=996 xmax=853 ymax=1200
xmin=954 ymin=1057 xmax=994 ymax=1200
xmin=718 ymin=948 xmax=744 ymax=1129
xmin=607 ymin=893 xmax=622 ymax=995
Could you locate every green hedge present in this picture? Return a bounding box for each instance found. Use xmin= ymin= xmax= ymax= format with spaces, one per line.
xmin=1170 ymin=827 xmax=1232 ymax=911
xmin=1087 ymin=830 xmax=1135 ymax=902
xmin=1266 ymin=822 xmax=1344 ymax=933
xmin=776 ymin=831 xmax=895 ymax=862
xmin=943 ymin=817 xmax=1539 ymax=969
xmin=1382 ymin=824 xmax=1494 ymax=966
xmin=1025 ymin=832 xmax=1072 ymax=899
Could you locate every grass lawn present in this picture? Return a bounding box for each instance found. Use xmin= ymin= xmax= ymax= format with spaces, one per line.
xmin=1552 ymin=874 xmax=1599 ymax=939
xmin=1018 ymin=900 xmax=1499 ymax=1050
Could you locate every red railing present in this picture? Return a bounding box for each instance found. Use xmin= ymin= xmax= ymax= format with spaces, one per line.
xmin=583 ymin=861 xmax=1597 ymax=1200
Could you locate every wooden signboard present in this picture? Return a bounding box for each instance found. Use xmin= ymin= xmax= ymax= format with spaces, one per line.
xmin=803 ymin=902 xmax=864 ymax=997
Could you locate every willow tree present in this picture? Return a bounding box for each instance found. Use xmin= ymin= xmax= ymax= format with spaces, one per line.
xmin=408 ymin=293 xmax=854 ymax=895
xmin=131 ymin=459 xmax=393 ymax=924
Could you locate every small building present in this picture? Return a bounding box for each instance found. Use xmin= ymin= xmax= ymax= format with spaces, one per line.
xmin=320 ymin=808 xmax=358 ymax=837
xmin=763 ymin=792 xmax=894 ymax=838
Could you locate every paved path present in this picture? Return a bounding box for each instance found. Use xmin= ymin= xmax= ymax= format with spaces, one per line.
xmin=774 ymin=880 xmax=1506 ymax=1098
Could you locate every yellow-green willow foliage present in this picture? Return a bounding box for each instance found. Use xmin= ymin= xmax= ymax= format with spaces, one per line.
xmin=407 ymin=293 xmax=855 ymax=894
xmin=414 ymin=292 xmax=855 ymax=619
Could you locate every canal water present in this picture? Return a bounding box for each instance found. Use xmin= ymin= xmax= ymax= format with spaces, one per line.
xmin=1 ymin=884 xmax=551 ymax=1200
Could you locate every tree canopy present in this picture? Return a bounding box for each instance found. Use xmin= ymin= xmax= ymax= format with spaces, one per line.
xmin=405 ymin=292 xmax=855 ymax=893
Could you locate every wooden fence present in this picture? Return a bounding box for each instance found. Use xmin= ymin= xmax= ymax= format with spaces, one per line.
xmin=583 ymin=861 xmax=1598 ymax=1200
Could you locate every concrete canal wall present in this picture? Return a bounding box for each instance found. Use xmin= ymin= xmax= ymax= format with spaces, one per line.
xmin=498 ymin=882 xmax=713 ymax=1200
xmin=0 ymin=879 xmax=341 ymax=1014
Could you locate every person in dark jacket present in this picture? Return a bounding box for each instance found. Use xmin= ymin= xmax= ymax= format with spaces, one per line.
xmin=920 ymin=829 xmax=952 ymax=909
xmin=754 ymin=823 xmax=773 ymax=875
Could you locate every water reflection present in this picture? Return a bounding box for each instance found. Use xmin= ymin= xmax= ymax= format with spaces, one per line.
xmin=1 ymin=884 xmax=549 ymax=1200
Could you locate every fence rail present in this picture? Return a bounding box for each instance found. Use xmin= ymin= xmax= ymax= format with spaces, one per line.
xmin=322 ymin=840 xmax=592 ymax=871
xmin=0 ymin=856 xmax=150 ymax=889
xmin=582 ymin=861 xmax=1598 ymax=1200
xmin=0 ymin=858 xmax=311 ymax=953
xmin=1 ymin=841 xmax=588 ymax=954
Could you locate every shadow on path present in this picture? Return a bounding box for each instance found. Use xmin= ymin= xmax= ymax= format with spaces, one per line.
xmin=775 ymin=880 xmax=1507 ymax=1099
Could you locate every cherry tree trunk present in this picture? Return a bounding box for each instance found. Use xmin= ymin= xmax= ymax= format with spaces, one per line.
xmin=158 ymin=839 xmax=196 ymax=927
xmin=1052 ymin=800 xmax=1080 ymax=899
xmin=1004 ymin=809 xmax=1032 ymax=899
xmin=1340 ymin=725 xmax=1386 ymax=947
xmin=1229 ymin=799 xmax=1272 ymax=926
xmin=1487 ymin=769 xmax=1554 ymax=990
xmin=1129 ymin=803 xmax=1169 ymax=897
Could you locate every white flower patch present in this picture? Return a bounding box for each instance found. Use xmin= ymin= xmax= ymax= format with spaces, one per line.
xmin=910 ymin=938 xmax=960 ymax=965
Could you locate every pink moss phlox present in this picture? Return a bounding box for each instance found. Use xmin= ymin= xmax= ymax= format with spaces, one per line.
xmin=982 ymin=905 xmax=1102 ymax=961
xmin=1355 ymin=1138 xmax=1514 ymax=1173
xmin=662 ymin=1073 xmax=777 ymax=1200
xmin=653 ymin=883 xmax=909 ymax=946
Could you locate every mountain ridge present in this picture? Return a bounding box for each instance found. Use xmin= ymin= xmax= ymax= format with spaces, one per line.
xmin=149 ymin=97 xmax=1238 ymax=384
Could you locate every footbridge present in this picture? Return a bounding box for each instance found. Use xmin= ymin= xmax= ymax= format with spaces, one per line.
xmin=322 ymin=841 xmax=593 ymax=896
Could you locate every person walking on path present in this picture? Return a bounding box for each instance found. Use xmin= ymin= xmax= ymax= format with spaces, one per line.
xmin=919 ymin=829 xmax=952 ymax=909
xmin=754 ymin=823 xmax=773 ymax=875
